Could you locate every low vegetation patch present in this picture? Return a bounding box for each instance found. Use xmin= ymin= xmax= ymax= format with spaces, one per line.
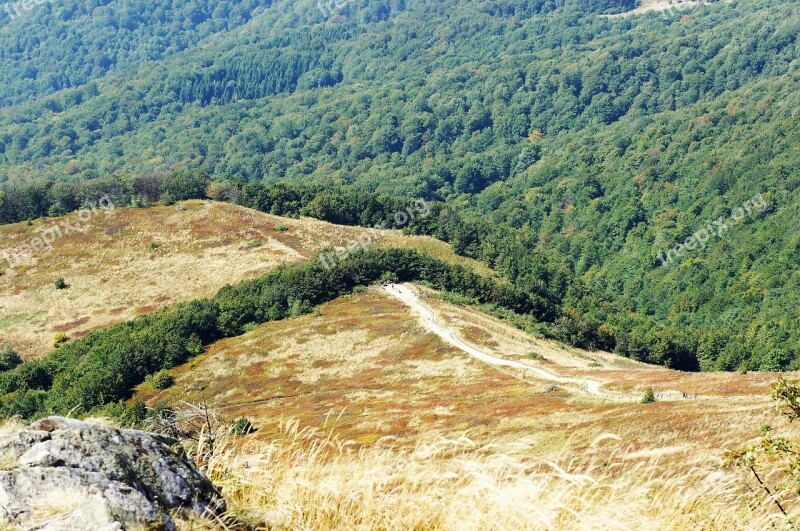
xmin=641 ymin=387 xmax=656 ymax=404
xmin=0 ymin=347 xmax=21 ymax=372
xmin=148 ymin=370 xmax=175 ymax=391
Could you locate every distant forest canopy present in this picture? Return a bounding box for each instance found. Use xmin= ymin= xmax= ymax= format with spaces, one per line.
xmin=0 ymin=0 xmax=799 ymax=371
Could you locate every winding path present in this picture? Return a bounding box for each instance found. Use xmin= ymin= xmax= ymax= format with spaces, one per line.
xmin=381 ymin=284 xmax=769 ymax=404
xmin=382 ymin=283 xmax=608 ymax=398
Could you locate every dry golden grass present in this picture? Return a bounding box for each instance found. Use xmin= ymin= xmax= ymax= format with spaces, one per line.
xmin=0 ymin=201 xmax=484 ymax=359
xmin=185 ymin=420 xmax=794 ymax=530
xmin=27 ymin=489 xmax=84 ymax=525
xmin=415 ymin=285 xmax=785 ymax=401
xmin=137 ymin=286 xmax=793 ymax=475
xmin=423 ymin=286 xmax=653 ymax=372
xmin=137 ymin=289 xmax=564 ymax=447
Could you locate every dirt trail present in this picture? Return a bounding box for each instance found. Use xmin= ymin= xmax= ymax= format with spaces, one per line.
xmin=382 ymin=283 xmax=609 ymax=398
xmin=382 ymin=284 xmax=767 ymax=405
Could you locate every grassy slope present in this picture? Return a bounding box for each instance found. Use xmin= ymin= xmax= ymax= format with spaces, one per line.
xmin=1 ymin=200 xmax=795 ymax=525
xmin=139 ymin=285 xmax=797 ymax=526
xmin=138 ymin=285 xmax=779 ymax=448
xmin=0 ymin=200 xmax=489 ymax=359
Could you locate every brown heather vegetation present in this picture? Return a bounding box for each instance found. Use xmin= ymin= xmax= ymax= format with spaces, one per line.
xmin=0 ymin=201 xmax=485 ymax=359
xmin=139 ymin=286 xmax=800 ymax=527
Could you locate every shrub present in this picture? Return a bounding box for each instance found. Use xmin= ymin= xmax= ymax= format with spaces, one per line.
xmin=53 ymin=333 xmax=69 ymax=349
xmin=101 ymin=400 xmax=148 ymax=427
xmin=160 ymin=193 xmax=176 ymax=206
xmin=726 ymin=377 xmax=800 ymax=516
xmin=230 ymin=417 xmax=254 ymax=435
xmin=186 ymin=334 xmax=204 ymax=356
xmin=150 ymin=370 xmax=175 ymax=391
xmin=0 ymin=346 xmax=22 ymax=372
xmin=641 ymin=387 xmax=655 ymax=404
xmin=54 ymin=277 xmax=68 ymax=290
xmin=274 ymin=225 xmax=288 ymax=232
xmin=379 ymin=271 xmax=399 ymax=283
xmin=129 ymin=195 xmax=148 ymax=208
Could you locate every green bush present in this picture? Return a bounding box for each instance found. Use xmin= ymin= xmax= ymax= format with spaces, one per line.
xmin=53 ymin=333 xmax=69 ymax=349
xmin=641 ymin=387 xmax=655 ymax=404
xmin=160 ymin=193 xmax=176 ymax=206
xmin=54 ymin=278 xmax=68 ymax=290
xmin=100 ymin=400 xmax=148 ymax=427
xmin=0 ymin=346 xmax=22 ymax=372
xmin=379 ymin=271 xmax=399 ymax=283
xmin=230 ymin=417 xmax=254 ymax=436
xmin=149 ymin=370 xmax=175 ymax=391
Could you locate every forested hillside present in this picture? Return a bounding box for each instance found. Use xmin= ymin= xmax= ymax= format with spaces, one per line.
xmin=0 ymin=0 xmax=277 ymax=106
xmin=1 ymin=0 xmax=799 ymax=371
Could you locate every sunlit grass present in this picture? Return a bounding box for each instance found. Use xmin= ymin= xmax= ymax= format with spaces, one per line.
xmin=191 ymin=419 xmax=789 ymax=530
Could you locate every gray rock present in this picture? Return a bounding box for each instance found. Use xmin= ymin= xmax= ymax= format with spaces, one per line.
xmin=0 ymin=416 xmax=225 ymax=530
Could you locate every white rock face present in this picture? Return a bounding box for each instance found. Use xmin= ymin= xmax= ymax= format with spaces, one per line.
xmin=0 ymin=416 xmax=225 ymax=529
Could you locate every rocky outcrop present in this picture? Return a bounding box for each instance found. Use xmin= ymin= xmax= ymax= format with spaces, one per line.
xmin=0 ymin=416 xmax=225 ymax=530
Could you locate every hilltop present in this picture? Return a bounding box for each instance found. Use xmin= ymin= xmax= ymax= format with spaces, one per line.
xmin=0 ymin=200 xmax=485 ymax=359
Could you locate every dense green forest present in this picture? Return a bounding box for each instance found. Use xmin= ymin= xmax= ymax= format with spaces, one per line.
xmin=0 ymin=0 xmax=277 ymax=106
xmin=1 ymin=0 xmax=799 ymax=371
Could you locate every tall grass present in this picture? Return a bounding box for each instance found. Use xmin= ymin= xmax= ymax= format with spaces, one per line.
xmin=189 ymin=419 xmax=790 ymax=530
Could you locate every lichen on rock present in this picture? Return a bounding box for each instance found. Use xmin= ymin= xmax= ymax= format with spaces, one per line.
xmin=0 ymin=416 xmax=225 ymax=529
